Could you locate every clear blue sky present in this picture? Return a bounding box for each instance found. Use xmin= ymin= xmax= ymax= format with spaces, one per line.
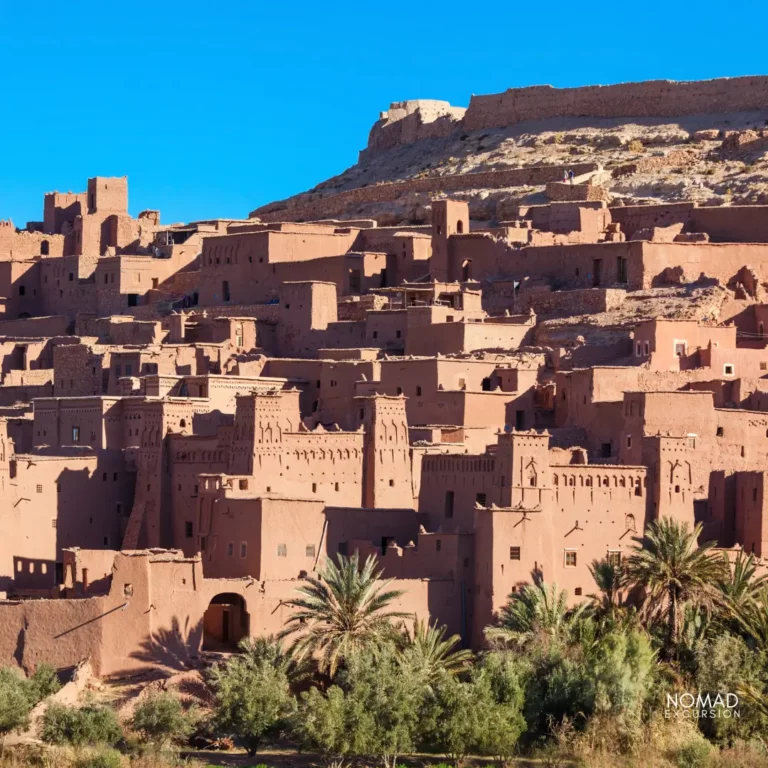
xmin=1 ymin=0 xmax=766 ymax=226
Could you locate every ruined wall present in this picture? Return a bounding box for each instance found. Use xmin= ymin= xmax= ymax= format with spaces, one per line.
xmin=640 ymin=241 xmax=768 ymax=288
xmin=250 ymin=164 xmax=597 ymax=223
xmin=545 ymin=182 xmax=609 ymax=203
xmin=462 ymin=77 xmax=768 ymax=132
xmin=609 ymin=203 xmax=696 ymax=239
xmin=484 ymin=285 xmax=625 ymax=316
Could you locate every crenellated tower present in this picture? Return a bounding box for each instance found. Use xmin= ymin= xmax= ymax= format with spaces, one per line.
xmin=358 ymin=394 xmax=414 ymax=508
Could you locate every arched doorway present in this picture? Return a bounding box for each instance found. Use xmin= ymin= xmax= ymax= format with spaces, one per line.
xmin=461 ymin=260 xmax=472 ymax=281
xmin=203 ymin=593 xmax=249 ymax=650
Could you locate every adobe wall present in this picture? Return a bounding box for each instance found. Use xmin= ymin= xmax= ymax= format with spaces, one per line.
xmin=405 ymin=320 xmax=533 ymax=356
xmin=640 ymin=241 xmax=768 ymax=288
xmin=545 ymin=182 xmax=609 ymax=203
xmin=462 ymin=77 xmax=768 ymax=132
xmin=690 ymin=206 xmax=768 ymax=243
xmin=451 ymin=235 xmax=643 ymax=289
xmin=0 ymin=316 xmax=70 ymax=338
xmin=484 ymin=285 xmax=626 ymax=316
xmin=249 ymin=164 xmax=597 ymax=223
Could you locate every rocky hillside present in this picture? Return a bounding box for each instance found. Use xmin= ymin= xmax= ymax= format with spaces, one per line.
xmin=250 ymin=78 xmax=768 ymax=226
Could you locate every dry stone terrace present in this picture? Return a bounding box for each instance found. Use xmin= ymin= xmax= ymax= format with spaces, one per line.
xmin=3 ymin=78 xmax=768 ymax=675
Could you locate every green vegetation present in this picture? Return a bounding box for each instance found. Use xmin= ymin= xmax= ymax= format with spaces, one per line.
xmin=130 ymin=692 xmax=195 ymax=748
xmin=279 ymin=552 xmax=408 ymax=675
xmin=4 ymin=518 xmax=768 ymax=766
xmin=0 ymin=665 xmax=61 ymax=748
xmin=207 ymin=637 xmax=295 ymax=756
xmin=41 ymin=702 xmax=122 ymax=747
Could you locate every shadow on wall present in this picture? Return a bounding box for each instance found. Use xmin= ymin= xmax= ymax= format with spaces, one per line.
xmin=117 ymin=615 xmax=204 ymax=678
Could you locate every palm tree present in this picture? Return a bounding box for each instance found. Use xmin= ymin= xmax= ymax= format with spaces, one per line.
xmin=717 ymin=550 xmax=768 ymax=614
xmin=238 ymin=635 xmax=310 ymax=683
xmin=399 ymin=619 xmax=473 ymax=684
xmin=484 ymin=581 xmax=588 ymax=648
xmin=624 ymin=518 xmax=727 ymax=653
xmin=737 ymin=682 xmax=768 ymax=719
xmin=280 ymin=552 xmax=409 ymax=676
xmin=588 ymin=556 xmax=626 ymax=617
xmin=733 ymin=588 xmax=768 ymax=651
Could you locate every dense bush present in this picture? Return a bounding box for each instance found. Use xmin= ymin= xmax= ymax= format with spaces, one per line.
xmin=130 ymin=692 xmax=193 ymax=747
xmin=41 ymin=702 xmax=122 ymax=747
xmin=207 ymin=647 xmax=293 ymax=755
xmin=0 ymin=664 xmax=61 ymax=741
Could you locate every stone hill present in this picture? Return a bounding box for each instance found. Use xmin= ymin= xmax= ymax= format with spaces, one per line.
xmin=249 ymin=76 xmax=768 ymax=226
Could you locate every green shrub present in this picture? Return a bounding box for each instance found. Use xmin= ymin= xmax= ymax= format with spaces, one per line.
xmin=131 ymin=691 xmax=193 ymax=746
xmin=209 ymin=650 xmax=293 ymax=756
xmin=41 ymin=702 xmax=122 ymax=746
xmin=27 ymin=664 xmax=61 ymax=704
xmin=0 ymin=667 xmax=36 ymax=738
xmin=73 ymin=747 xmax=123 ymax=768
xmin=674 ymin=736 xmax=713 ymax=768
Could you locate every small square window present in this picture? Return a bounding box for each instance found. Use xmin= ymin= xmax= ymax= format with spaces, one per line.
xmin=227 ymin=542 xmax=234 ymax=556
xmin=761 ymin=362 xmax=767 ymax=371
xmin=607 ymin=551 xmax=622 ymax=567
xmin=724 ymin=364 xmax=734 ymax=376
xmin=565 ymin=551 xmax=577 ymax=567
xmin=716 ymin=426 xmax=724 ymax=437
xmin=185 ymin=522 xmax=193 ymax=538
xmin=306 ymin=545 xmax=316 ymax=558
xmin=575 ymin=587 xmax=582 ymax=596
xmin=476 ymin=492 xmax=487 ymax=506
xmin=36 ymin=484 xmax=43 ymax=494
xmin=72 ymin=426 xmax=80 ymax=442
xmin=277 ymin=543 xmax=287 ymax=557
xmin=509 ymin=546 xmax=521 ymax=560
xmin=436 ymin=539 xmax=442 ymax=552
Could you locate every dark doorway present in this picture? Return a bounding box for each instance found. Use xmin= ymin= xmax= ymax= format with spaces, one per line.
xmin=592 ymin=259 xmax=602 ymax=287
xmin=203 ymin=593 xmax=248 ymax=650
xmin=601 ymin=443 xmax=612 ymax=459
xmin=461 ymin=260 xmax=472 ymax=281
xmin=222 ymin=281 xmax=231 ymax=302
xmin=516 ymin=410 xmax=525 ymax=430
xmin=617 ymin=256 xmax=628 ymax=284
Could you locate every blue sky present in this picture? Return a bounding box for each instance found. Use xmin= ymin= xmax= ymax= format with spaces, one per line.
xmin=1 ymin=0 xmax=767 ymax=225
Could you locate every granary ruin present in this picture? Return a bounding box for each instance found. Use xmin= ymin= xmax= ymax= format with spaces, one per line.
xmin=3 ymin=75 xmax=768 ymax=676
